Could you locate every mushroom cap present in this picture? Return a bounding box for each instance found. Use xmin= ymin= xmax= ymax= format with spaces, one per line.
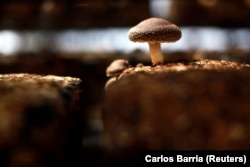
xmin=106 ymin=59 xmax=130 ymax=77
xmin=128 ymin=17 xmax=181 ymax=43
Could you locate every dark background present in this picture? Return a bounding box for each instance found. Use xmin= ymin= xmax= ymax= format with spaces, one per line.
xmin=0 ymin=0 xmax=249 ymax=166
xmin=0 ymin=0 xmax=249 ymax=29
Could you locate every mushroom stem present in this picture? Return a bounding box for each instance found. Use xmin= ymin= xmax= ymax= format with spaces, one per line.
xmin=148 ymin=42 xmax=165 ymax=65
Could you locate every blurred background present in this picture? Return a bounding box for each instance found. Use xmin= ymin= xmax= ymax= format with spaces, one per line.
xmin=0 ymin=0 xmax=250 ymax=55
xmin=0 ymin=0 xmax=249 ymax=166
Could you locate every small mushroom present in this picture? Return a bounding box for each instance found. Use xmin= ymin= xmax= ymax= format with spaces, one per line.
xmin=128 ymin=17 xmax=181 ymax=65
xmin=105 ymin=59 xmax=131 ymax=90
xmin=106 ymin=59 xmax=131 ymax=78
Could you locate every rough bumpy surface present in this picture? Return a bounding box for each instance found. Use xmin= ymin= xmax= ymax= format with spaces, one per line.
xmin=119 ymin=59 xmax=250 ymax=78
xmin=0 ymin=73 xmax=82 ymax=167
xmin=128 ymin=17 xmax=181 ymax=43
xmin=103 ymin=60 xmax=250 ymax=153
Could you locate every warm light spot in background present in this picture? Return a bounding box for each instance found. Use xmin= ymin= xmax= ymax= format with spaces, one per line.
xmin=198 ymin=0 xmax=217 ymax=7
xmin=244 ymin=0 xmax=250 ymax=7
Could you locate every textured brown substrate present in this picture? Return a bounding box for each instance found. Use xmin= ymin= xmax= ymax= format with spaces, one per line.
xmin=103 ymin=59 xmax=250 ymax=153
xmin=0 ymin=73 xmax=82 ymax=167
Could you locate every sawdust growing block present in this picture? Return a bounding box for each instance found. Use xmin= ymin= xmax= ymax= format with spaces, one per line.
xmin=103 ymin=60 xmax=250 ymax=152
xmin=0 ymin=73 xmax=82 ymax=167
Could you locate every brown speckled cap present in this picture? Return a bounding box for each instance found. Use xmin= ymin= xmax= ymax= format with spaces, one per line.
xmin=128 ymin=17 xmax=181 ymax=43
